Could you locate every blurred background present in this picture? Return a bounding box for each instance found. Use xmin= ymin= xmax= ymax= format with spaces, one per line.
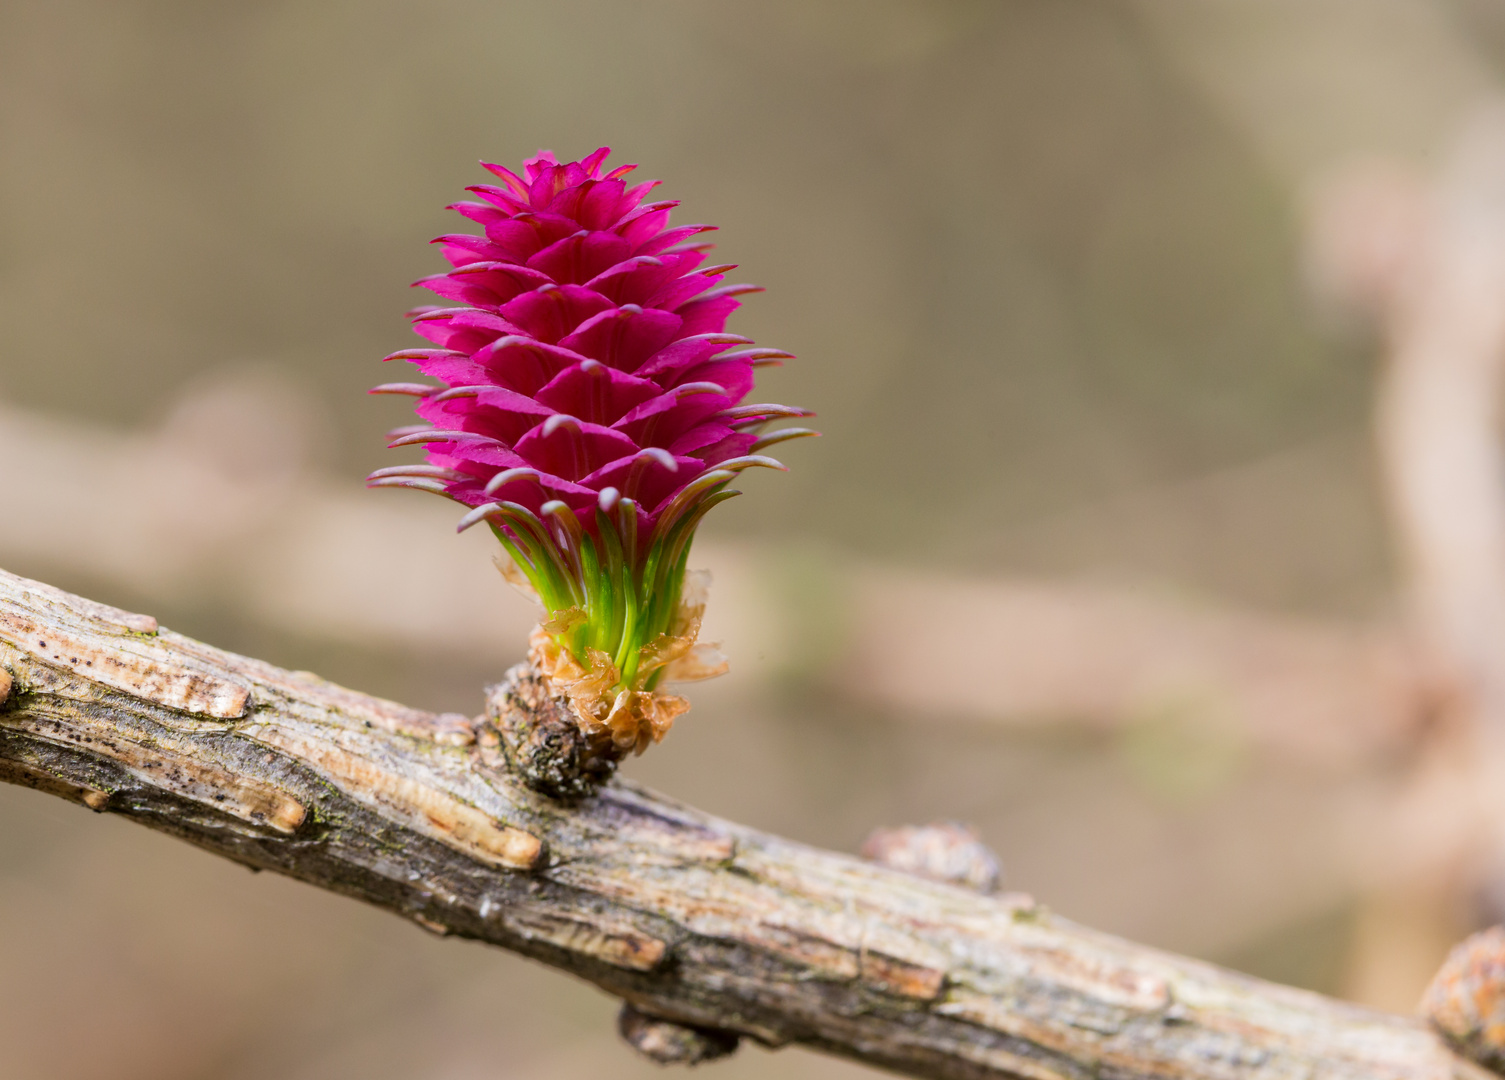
xmin=6 ymin=1 xmax=1505 ymax=1077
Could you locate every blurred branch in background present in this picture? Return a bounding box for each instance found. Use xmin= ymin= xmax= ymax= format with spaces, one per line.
xmin=1306 ymin=103 xmax=1505 ymax=1011
xmin=1135 ymin=0 xmax=1505 ymax=1011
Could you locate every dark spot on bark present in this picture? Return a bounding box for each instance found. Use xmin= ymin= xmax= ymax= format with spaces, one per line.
xmin=491 ymin=679 xmax=621 ymax=802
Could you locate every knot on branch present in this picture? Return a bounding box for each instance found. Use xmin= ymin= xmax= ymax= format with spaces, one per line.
xmin=484 ymin=663 xmax=623 ymax=801
xmin=861 ymin=821 xmax=1001 ymax=894
xmin=617 ymin=1004 xmax=740 ymax=1066
xmin=1423 ymin=925 xmax=1505 ymax=1074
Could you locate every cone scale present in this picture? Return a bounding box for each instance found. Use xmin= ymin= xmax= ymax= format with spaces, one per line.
xmin=370 ymin=148 xmax=812 ymax=766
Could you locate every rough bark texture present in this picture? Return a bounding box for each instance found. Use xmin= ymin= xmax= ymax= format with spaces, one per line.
xmin=0 ymin=566 xmax=1488 ymax=1080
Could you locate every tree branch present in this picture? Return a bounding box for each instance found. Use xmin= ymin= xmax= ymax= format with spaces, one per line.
xmin=0 ymin=567 xmax=1486 ymax=1080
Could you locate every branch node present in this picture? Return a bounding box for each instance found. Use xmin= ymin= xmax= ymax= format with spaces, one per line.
xmin=432 ymin=712 xmax=477 ymax=747
xmin=617 ymin=1004 xmax=740 ymax=1066
xmin=861 ymin=821 xmax=1001 ymax=894
xmin=1424 ymin=925 xmax=1505 ymax=1075
xmin=413 ymin=914 xmax=451 ymax=937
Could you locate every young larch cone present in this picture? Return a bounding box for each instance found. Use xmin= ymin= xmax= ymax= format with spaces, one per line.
xmin=370 ymin=148 xmax=813 ymax=782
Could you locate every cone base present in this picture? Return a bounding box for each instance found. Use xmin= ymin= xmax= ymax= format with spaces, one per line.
xmin=486 ymin=664 xmax=623 ymax=801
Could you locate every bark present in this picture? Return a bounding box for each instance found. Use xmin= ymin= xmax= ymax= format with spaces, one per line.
xmin=0 ymin=566 xmax=1487 ymax=1080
